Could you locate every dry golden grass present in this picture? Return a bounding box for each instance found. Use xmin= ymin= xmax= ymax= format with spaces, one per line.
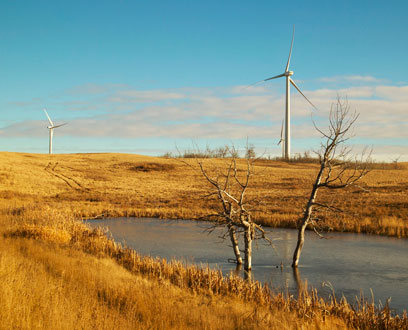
xmin=2 ymin=209 xmax=407 ymax=329
xmin=1 ymin=151 xmax=407 ymax=237
xmin=1 ymin=152 xmax=407 ymax=329
xmin=1 ymin=238 xmax=303 ymax=329
xmin=0 ymin=210 xmax=353 ymax=330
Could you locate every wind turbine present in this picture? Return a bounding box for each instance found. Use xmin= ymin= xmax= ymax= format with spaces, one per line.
xmin=43 ymin=109 xmax=67 ymax=154
xmin=277 ymin=121 xmax=285 ymax=158
xmin=256 ymin=26 xmax=317 ymax=159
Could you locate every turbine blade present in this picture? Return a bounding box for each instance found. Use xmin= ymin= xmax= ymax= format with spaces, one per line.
xmin=285 ymin=25 xmax=295 ymax=72
xmin=52 ymin=123 xmax=67 ymax=129
xmin=277 ymin=121 xmax=284 ymax=145
xmin=243 ymin=79 xmax=267 ymax=90
xmin=244 ymin=73 xmax=285 ymax=90
xmin=290 ymin=79 xmax=318 ymax=110
xmin=43 ymin=109 xmax=54 ymax=126
xmin=264 ymin=73 xmax=286 ymax=81
xmin=281 ymin=120 xmax=284 ymax=138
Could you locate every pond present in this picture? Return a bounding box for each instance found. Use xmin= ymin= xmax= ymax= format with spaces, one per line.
xmin=87 ymin=217 xmax=408 ymax=314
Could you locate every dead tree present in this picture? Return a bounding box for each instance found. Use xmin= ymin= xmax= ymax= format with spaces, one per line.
xmin=191 ymin=146 xmax=270 ymax=272
xmin=292 ymin=98 xmax=371 ymax=267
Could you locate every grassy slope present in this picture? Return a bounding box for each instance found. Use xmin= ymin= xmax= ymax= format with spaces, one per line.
xmin=1 ymin=151 xmax=407 ymax=236
xmin=0 ymin=214 xmax=353 ymax=330
xmin=0 ymin=237 xmax=303 ymax=329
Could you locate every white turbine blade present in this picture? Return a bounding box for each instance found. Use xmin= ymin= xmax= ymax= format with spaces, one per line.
xmin=277 ymin=121 xmax=284 ymax=145
xmin=52 ymin=123 xmax=67 ymax=129
xmin=280 ymin=120 xmax=284 ymax=139
xmin=264 ymin=73 xmax=286 ymax=82
xmin=244 ymin=79 xmax=267 ymax=90
xmin=43 ymin=109 xmax=54 ymax=126
xmin=290 ymin=78 xmax=318 ymax=110
xmin=244 ymin=73 xmax=285 ymax=90
xmin=285 ymin=25 xmax=295 ymax=72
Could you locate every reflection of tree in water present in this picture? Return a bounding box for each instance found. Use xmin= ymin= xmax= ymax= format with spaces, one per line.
xmin=232 ymin=263 xmax=242 ymax=276
xmin=233 ymin=263 xmax=302 ymax=294
xmin=292 ymin=266 xmax=304 ymax=295
xmin=231 ymin=263 xmax=253 ymax=280
xmin=291 ymin=267 xmax=333 ymax=302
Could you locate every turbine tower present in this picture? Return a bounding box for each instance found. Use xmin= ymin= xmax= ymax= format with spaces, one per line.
xmin=43 ymin=109 xmax=66 ymax=154
xmin=259 ymin=27 xmax=317 ymax=159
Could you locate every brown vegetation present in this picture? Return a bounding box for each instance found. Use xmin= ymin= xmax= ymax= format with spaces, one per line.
xmin=0 ymin=149 xmax=407 ymax=328
xmin=1 ymin=209 xmax=407 ymax=329
xmin=1 ymin=151 xmax=407 ymax=237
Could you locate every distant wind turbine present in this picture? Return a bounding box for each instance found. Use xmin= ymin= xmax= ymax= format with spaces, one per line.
xmin=277 ymin=121 xmax=285 ymax=158
xmin=252 ymin=26 xmax=317 ymax=159
xmin=43 ymin=109 xmax=67 ymax=154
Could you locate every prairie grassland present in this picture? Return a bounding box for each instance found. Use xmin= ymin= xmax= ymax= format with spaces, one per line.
xmin=0 ymin=235 xmax=300 ymax=329
xmin=1 ymin=152 xmax=407 ymax=237
xmin=2 ymin=209 xmax=406 ymax=330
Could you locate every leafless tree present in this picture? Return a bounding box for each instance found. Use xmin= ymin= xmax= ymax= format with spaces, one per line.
xmin=292 ymin=98 xmax=371 ymax=267
xmin=391 ymin=155 xmax=401 ymax=169
xmin=188 ymin=145 xmax=271 ymax=272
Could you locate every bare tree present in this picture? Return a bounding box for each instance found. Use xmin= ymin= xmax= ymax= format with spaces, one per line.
xmin=292 ymin=98 xmax=371 ymax=267
xmin=189 ymin=146 xmax=270 ymax=272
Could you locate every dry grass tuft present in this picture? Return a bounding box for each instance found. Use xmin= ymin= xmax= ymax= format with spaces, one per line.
xmin=5 ymin=224 xmax=72 ymax=243
xmin=129 ymin=162 xmax=175 ymax=172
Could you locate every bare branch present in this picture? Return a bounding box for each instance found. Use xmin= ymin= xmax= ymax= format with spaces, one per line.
xmin=293 ymin=97 xmax=371 ymax=268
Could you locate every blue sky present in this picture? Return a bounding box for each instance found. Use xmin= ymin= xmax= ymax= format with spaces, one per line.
xmin=1 ymin=0 xmax=407 ymax=160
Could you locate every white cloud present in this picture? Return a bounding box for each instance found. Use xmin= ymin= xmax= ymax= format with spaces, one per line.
xmin=319 ymin=75 xmax=387 ymax=84
xmin=375 ymin=85 xmax=408 ymax=101
xmin=7 ymin=97 xmax=43 ymax=107
xmin=109 ymin=90 xmax=186 ymax=103
xmin=67 ymin=83 xmax=129 ymax=95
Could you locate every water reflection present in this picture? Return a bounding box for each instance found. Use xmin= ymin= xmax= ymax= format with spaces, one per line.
xmin=233 ymin=263 xmax=243 ymax=276
xmin=87 ymin=217 xmax=408 ymax=313
xmin=292 ymin=266 xmax=303 ymax=294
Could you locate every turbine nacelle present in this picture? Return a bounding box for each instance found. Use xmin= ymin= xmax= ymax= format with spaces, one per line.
xmin=47 ymin=124 xmax=66 ymax=129
xmin=285 ymin=71 xmax=294 ymax=76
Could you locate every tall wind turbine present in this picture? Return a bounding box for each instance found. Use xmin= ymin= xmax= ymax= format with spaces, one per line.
xmin=43 ymin=109 xmax=67 ymax=154
xmin=257 ymin=27 xmax=317 ymax=159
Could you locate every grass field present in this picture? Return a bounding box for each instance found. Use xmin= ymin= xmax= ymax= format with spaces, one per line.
xmin=2 ymin=209 xmax=406 ymax=329
xmin=1 ymin=151 xmax=407 ymax=329
xmin=1 ymin=152 xmax=407 ymax=237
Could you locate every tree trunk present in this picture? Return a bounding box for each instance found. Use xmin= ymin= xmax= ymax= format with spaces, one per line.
xmin=228 ymin=223 xmax=242 ymax=265
xmin=292 ymin=220 xmax=308 ymax=267
xmin=292 ymin=161 xmax=325 ymax=268
xmin=244 ymin=224 xmax=253 ymax=271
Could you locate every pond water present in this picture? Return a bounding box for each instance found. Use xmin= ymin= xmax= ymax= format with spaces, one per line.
xmin=87 ymin=217 xmax=408 ymax=314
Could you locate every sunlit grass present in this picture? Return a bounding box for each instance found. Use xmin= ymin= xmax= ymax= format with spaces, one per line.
xmin=1 ymin=152 xmax=407 ymax=328
xmin=0 ymin=152 xmax=407 ymax=237
xmin=1 ymin=209 xmax=406 ymax=329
